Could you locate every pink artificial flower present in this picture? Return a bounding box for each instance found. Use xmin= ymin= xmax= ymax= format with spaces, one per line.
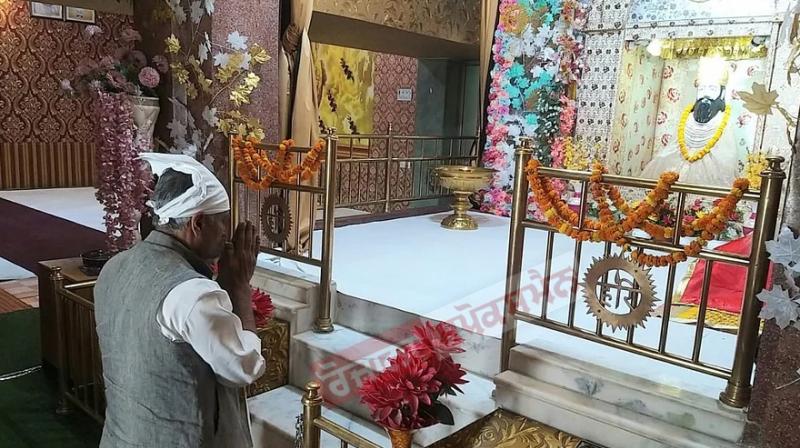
xmin=138 ymin=66 xmax=160 ymax=88
xmin=106 ymin=70 xmax=127 ymax=90
xmin=75 ymin=61 xmax=96 ymax=78
xmin=83 ymin=25 xmax=103 ymax=37
xmin=128 ymin=50 xmax=147 ymax=69
xmin=59 ymin=79 xmax=74 ymax=93
xmin=121 ymin=27 xmax=142 ymax=42
xmin=152 ymin=55 xmax=169 ymax=74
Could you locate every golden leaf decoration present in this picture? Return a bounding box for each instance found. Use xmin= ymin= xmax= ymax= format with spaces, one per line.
xmin=230 ymin=73 xmax=260 ymax=106
xmin=740 ymin=83 xmax=779 ymax=115
xmin=165 ymin=34 xmax=181 ymax=54
xmin=216 ymin=64 xmax=238 ymax=83
xmin=249 ymin=44 xmax=271 ymax=64
xmin=170 ymin=62 xmax=190 ymax=86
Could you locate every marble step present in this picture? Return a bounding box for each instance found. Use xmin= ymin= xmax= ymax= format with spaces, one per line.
xmin=495 ymin=370 xmax=740 ymax=448
xmin=251 ymin=263 xmax=329 ymax=306
xmin=289 ymin=325 xmax=496 ymax=447
xmin=335 ymin=291 xmax=502 ymax=378
xmin=507 ymin=344 xmax=745 ymax=443
xmin=249 ymin=385 xmax=420 ymax=448
xmin=270 ymin=294 xmax=314 ymax=335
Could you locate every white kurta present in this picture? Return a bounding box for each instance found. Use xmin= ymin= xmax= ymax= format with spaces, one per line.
xmin=641 ymin=111 xmax=739 ymax=188
xmin=156 ymin=278 xmax=266 ymax=387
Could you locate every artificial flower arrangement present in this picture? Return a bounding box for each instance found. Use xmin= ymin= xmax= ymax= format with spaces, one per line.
xmin=359 ymin=322 xmax=468 ymax=442
xmin=64 ymin=25 xmax=167 ymax=97
xmin=251 ymin=288 xmax=275 ymax=328
xmin=61 ymin=25 xmax=165 ymax=254
xmin=481 ymin=0 xmax=591 ymax=217
xmin=156 ymin=0 xmax=271 ymax=168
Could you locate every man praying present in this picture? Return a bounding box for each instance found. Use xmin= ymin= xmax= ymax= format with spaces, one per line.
xmin=94 ymin=153 xmax=265 ymax=448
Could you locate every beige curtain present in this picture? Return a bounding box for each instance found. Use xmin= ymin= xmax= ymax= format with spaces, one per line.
xmin=479 ymin=0 xmax=499 ymax=132
xmin=281 ymin=0 xmax=319 ymax=254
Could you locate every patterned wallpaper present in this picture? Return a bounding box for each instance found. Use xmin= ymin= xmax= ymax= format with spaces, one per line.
xmin=331 ymin=51 xmax=418 ymax=212
xmin=608 ymin=45 xmax=663 ymax=175
xmin=0 ymin=0 xmax=134 ymax=144
xmin=313 ymin=43 xmax=376 ymax=136
xmin=314 ymin=0 xmax=479 ymax=45
xmin=629 ymin=0 xmax=787 ymax=24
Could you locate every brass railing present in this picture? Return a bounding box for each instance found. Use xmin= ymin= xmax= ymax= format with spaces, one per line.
xmin=500 ymin=137 xmax=786 ymax=409
xmin=229 ymin=135 xmax=338 ymax=333
xmin=334 ymin=124 xmax=479 ymax=214
xmin=50 ymin=267 xmax=104 ymax=423
xmin=299 ymin=381 xmax=382 ymax=448
xmin=228 ymin=130 xmax=478 ymax=333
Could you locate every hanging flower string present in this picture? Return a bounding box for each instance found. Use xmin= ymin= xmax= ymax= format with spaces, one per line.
xmin=232 ymin=135 xmax=325 ymax=191
xmin=527 ymin=159 xmax=749 ymax=267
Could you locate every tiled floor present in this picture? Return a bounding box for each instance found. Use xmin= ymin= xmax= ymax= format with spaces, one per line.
xmin=0 ymin=278 xmax=38 ymax=313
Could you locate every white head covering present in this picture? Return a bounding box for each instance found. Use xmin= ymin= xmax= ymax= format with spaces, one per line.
xmin=139 ymin=153 xmax=230 ymax=225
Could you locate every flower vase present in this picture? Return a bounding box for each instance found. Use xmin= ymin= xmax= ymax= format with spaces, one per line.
xmin=128 ymin=95 xmax=159 ymax=150
xmin=385 ymin=428 xmax=414 ymax=448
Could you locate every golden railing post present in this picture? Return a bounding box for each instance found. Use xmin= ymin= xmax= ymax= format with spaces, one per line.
xmin=302 ymin=381 xmax=323 ymax=448
xmin=720 ymin=156 xmax=786 ymax=408
xmin=315 ymin=131 xmax=337 ymax=333
xmin=228 ymin=133 xmax=239 ymax=234
xmin=384 ymin=122 xmax=394 ymax=213
xmin=500 ymin=137 xmax=535 ymax=372
xmin=50 ymin=266 xmax=72 ymax=415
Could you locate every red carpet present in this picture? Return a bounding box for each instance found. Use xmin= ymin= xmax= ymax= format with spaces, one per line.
xmin=0 ymin=198 xmax=105 ymax=273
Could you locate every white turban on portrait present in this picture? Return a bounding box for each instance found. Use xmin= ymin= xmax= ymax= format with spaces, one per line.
xmin=139 ymin=153 xmax=230 ymax=225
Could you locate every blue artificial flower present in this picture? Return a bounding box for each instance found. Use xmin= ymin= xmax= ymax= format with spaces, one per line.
xmin=506 ymin=84 xmax=522 ymax=99
xmin=525 ymin=114 xmax=539 ymax=126
xmin=516 ymin=77 xmax=531 ymax=89
xmin=511 ymin=98 xmax=523 ymax=110
xmin=508 ymin=62 xmax=525 ymax=79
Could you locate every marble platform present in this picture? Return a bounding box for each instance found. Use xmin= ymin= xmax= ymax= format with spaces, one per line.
xmin=289 ymin=325 xmax=496 ymax=447
xmin=494 ymin=343 xmax=745 ymax=448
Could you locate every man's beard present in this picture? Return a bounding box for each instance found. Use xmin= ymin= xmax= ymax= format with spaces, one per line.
xmin=693 ymin=95 xmax=726 ymax=124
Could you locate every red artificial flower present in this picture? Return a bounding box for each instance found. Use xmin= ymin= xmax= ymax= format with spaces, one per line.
xmin=360 ymin=350 xmax=442 ymax=430
xmin=251 ymin=288 xmax=274 ymax=328
xmin=431 ymin=356 xmax=468 ymax=396
xmin=406 ymin=322 xmax=465 ymax=362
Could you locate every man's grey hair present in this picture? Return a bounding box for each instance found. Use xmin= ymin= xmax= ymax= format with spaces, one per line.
xmin=151 ymin=168 xmax=192 ymax=231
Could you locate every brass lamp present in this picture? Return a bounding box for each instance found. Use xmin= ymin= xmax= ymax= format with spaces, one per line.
xmin=434 ymin=165 xmax=496 ymax=230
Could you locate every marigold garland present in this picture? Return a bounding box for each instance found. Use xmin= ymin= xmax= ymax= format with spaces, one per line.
xmin=677 ymin=104 xmax=732 ymax=163
xmin=526 ymin=159 xmax=749 ymax=267
xmin=232 ymin=135 xmax=325 ymax=191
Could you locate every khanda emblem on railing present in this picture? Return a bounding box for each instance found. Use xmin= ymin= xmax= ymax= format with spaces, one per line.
xmin=582 ymin=255 xmax=658 ymax=331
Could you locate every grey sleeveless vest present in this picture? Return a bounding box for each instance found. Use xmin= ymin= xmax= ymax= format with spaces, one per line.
xmin=94 ymin=231 xmax=251 ymax=448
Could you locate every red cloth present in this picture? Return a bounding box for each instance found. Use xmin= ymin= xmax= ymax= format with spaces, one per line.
xmin=679 ymin=233 xmax=773 ymax=313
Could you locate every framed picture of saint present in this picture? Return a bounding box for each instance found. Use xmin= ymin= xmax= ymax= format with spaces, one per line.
xmin=65 ymin=7 xmax=96 ymax=24
xmin=30 ymin=2 xmax=63 ymax=20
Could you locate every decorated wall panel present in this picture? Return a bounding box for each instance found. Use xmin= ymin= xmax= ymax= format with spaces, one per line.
xmin=0 ymin=1 xmax=133 ymax=144
xmin=313 ymin=43 xmax=375 ymax=136
xmin=314 ymin=0 xmax=480 ymax=45
xmin=607 ymin=45 xmax=662 ymax=175
xmin=0 ymin=0 xmax=133 ymax=188
xmin=629 ymin=0 xmax=786 ymax=24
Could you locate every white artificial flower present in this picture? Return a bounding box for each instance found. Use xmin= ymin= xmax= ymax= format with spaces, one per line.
xmin=202 ymin=153 xmax=215 ymax=170
xmin=213 ymin=52 xmax=231 ymax=67
xmin=198 ymin=42 xmax=209 ymax=63
xmin=202 ymin=106 xmax=219 ymax=127
xmin=227 ymin=31 xmax=248 ymax=51
xmin=167 ymin=119 xmax=187 ymax=140
xmin=507 ymin=124 xmax=521 ymax=137
xmin=191 ymin=130 xmax=203 ymax=148
xmin=190 ymin=1 xmax=204 ymax=24
xmin=239 ymin=52 xmax=252 ymax=70
xmin=59 ymin=79 xmax=73 ymax=92
xmin=204 ymin=0 xmax=215 ymax=14
xmin=181 ymin=144 xmax=199 ymax=159
xmin=174 ymin=135 xmax=188 ymax=150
